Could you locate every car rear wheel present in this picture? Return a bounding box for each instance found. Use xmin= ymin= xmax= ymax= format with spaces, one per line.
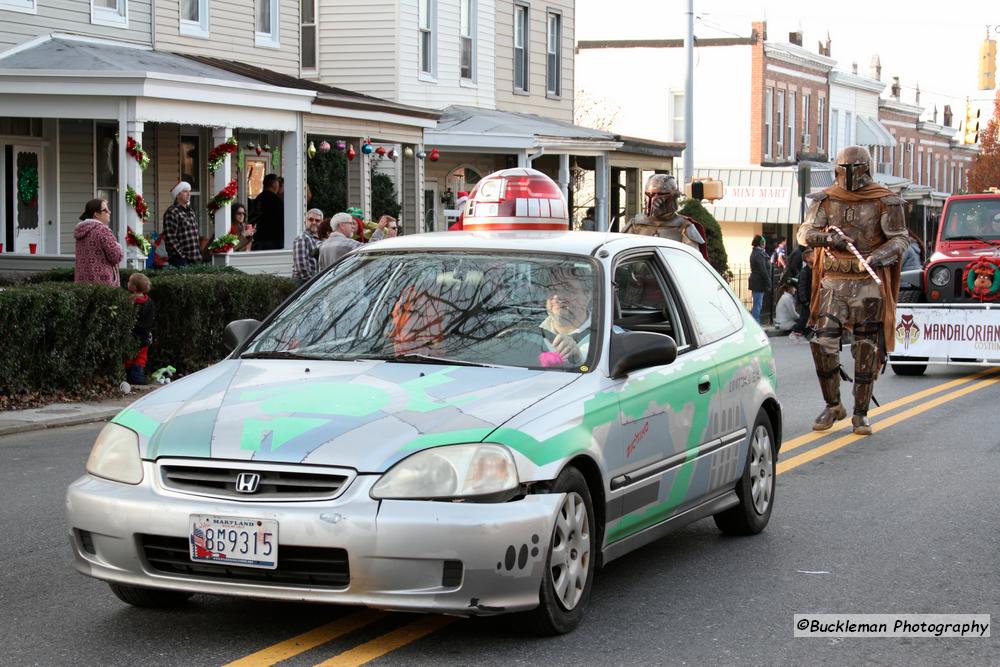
xmin=522 ymin=467 xmax=595 ymax=635
xmin=108 ymin=582 xmax=192 ymax=608
xmin=713 ymin=410 xmax=775 ymax=536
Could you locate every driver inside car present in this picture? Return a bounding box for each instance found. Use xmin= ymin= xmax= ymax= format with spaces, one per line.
xmin=539 ymin=269 xmax=593 ymax=366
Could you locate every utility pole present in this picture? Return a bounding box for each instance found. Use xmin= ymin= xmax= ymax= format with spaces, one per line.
xmin=684 ymin=0 xmax=694 ymax=181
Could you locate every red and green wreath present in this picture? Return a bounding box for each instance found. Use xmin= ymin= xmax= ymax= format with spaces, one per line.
xmin=126 ymin=227 xmax=151 ymax=255
xmin=963 ymin=257 xmax=1000 ymax=301
xmin=125 ymin=137 xmax=150 ymax=171
xmin=207 ymin=233 xmax=240 ymax=254
xmin=125 ymin=185 xmax=149 ymax=221
xmin=207 ymin=137 xmax=238 ymax=174
xmin=206 ymin=179 xmax=239 ymax=215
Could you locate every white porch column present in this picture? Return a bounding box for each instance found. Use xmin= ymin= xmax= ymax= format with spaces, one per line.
xmin=282 ymin=117 xmax=304 ymax=248
xmin=124 ymin=118 xmax=144 ymax=269
xmin=211 ymin=126 xmax=233 ymax=240
xmin=595 ymin=153 xmax=609 ymax=231
xmin=558 ymin=153 xmax=570 ymax=202
xmin=516 ymin=150 xmax=529 ymax=168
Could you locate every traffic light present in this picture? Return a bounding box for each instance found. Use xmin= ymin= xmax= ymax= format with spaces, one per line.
xmin=980 ymin=37 xmax=997 ymax=90
xmin=963 ymin=102 xmax=981 ymax=145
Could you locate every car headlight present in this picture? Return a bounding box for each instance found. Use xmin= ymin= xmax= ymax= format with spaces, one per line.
xmin=371 ymin=444 xmax=519 ymax=501
xmin=929 ymin=265 xmax=951 ymax=287
xmin=86 ymin=423 xmax=143 ymax=485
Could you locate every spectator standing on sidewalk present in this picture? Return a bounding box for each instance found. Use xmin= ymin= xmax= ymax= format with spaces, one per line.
xmin=292 ymin=208 xmax=324 ymax=285
xmin=74 ymin=198 xmax=124 ymax=286
xmin=252 ymin=173 xmax=284 ymax=250
xmin=789 ymin=247 xmax=815 ymax=341
xmin=317 ymin=212 xmax=362 ymax=271
xmin=124 ymin=272 xmax=155 ymax=385
xmin=369 ymin=215 xmax=399 ymax=242
xmin=163 ymin=181 xmax=203 ymax=267
xmin=749 ymin=234 xmax=771 ymax=323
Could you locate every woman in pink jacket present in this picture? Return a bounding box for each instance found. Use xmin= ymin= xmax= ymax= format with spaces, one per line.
xmin=74 ymin=198 xmax=124 ymax=286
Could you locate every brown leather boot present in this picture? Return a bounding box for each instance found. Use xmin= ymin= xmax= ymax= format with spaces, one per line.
xmin=810 ymin=344 xmax=845 ymax=431
xmin=852 ymin=414 xmax=872 ymax=435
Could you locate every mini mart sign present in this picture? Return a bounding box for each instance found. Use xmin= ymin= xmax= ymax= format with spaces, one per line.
xmin=704 ymin=185 xmax=792 ymax=209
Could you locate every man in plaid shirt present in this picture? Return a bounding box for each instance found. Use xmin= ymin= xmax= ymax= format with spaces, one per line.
xmin=292 ymin=208 xmax=324 ymax=284
xmin=163 ymin=181 xmax=203 ymax=266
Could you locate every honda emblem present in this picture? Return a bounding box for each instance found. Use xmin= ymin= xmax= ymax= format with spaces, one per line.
xmin=235 ymin=472 xmax=261 ymax=494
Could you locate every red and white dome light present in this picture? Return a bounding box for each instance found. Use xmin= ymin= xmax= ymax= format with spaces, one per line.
xmin=463 ymin=167 xmax=567 ymax=231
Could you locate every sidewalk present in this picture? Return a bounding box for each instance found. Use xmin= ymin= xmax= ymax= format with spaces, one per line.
xmin=0 ymin=385 xmax=158 ymax=437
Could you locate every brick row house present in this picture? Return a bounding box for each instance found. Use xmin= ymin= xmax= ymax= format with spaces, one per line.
xmin=575 ymin=20 xmax=981 ymax=270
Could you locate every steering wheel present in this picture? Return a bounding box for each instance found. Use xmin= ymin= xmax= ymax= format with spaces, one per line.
xmin=495 ymin=323 xmax=546 ymax=339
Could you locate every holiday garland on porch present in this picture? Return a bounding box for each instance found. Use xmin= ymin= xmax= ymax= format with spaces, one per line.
xmin=126 ymin=227 xmax=151 ymax=255
xmin=206 ymin=179 xmax=239 ymax=215
xmin=207 ymin=137 xmax=238 ymax=174
xmin=125 ymin=185 xmax=150 ymax=221
xmin=125 ymin=137 xmax=150 ymax=171
xmin=207 ymin=233 xmax=240 ymax=254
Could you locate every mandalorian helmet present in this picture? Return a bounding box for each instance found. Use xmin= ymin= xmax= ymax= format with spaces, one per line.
xmin=834 ymin=145 xmax=874 ymax=192
xmin=643 ymin=174 xmax=680 ymax=219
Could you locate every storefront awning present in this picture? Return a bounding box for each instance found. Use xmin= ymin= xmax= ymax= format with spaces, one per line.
xmin=856 ymin=115 xmax=896 ymax=147
xmin=683 ymin=164 xmax=833 ymax=224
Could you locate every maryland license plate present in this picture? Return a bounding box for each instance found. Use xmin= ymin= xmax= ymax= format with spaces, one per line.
xmin=189 ymin=515 xmax=278 ymax=569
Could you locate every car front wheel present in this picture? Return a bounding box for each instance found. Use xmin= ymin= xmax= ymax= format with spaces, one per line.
xmin=713 ymin=410 xmax=776 ymax=535
xmin=523 ymin=467 xmax=595 ymax=635
xmin=108 ymin=582 xmax=193 ymax=608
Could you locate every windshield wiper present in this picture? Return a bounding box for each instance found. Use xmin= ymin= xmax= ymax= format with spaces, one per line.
xmin=945 ymin=235 xmax=1000 ymax=245
xmin=378 ymin=353 xmax=493 ymax=368
xmin=240 ymin=350 xmax=326 ymax=360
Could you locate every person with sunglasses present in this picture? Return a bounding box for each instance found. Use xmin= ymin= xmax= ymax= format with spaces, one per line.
xmin=368 ymin=215 xmax=399 ymax=242
xmin=74 ymin=198 xmax=124 ymax=286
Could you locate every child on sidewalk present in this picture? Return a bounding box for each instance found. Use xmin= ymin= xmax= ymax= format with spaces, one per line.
xmin=125 ymin=272 xmax=155 ymax=385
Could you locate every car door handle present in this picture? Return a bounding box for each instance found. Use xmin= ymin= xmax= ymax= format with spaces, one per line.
xmin=698 ymin=375 xmax=712 ymax=394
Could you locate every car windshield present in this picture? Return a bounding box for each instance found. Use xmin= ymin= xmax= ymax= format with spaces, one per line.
xmin=244 ymin=250 xmax=600 ymax=372
xmin=941 ymin=201 xmax=1000 ymax=241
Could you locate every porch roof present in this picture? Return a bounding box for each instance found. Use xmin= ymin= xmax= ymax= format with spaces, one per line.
xmin=424 ymin=105 xmax=623 ymax=153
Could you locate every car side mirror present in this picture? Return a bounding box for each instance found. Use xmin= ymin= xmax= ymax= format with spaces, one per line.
xmin=609 ymin=329 xmax=678 ymax=379
xmin=223 ymin=319 xmax=261 ymax=353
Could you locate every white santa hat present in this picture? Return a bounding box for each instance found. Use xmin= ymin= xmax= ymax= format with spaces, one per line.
xmin=171 ymin=181 xmax=192 ymax=198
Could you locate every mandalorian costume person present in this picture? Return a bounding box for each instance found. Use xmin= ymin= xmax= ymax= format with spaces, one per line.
xmin=624 ymin=174 xmax=708 ymax=258
xmin=797 ymin=146 xmax=909 ymax=435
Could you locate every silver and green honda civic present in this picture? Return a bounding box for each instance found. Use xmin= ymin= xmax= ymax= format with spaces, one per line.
xmin=66 ymin=231 xmax=781 ymax=635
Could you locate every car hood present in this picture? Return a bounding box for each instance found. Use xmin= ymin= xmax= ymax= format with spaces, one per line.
xmin=112 ymin=359 xmax=577 ymax=472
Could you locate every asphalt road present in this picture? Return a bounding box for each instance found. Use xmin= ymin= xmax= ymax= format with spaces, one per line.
xmin=2 ymin=339 xmax=997 ymax=666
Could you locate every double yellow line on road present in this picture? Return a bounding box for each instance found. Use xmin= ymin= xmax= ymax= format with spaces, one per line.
xmin=778 ymin=367 xmax=1000 ymax=474
xmin=225 ymin=367 xmax=1000 ymax=667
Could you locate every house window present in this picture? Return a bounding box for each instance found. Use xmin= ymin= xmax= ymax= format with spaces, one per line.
xmin=917 ymin=150 xmax=923 ymax=184
xmin=419 ymin=0 xmax=436 ymax=77
xmin=546 ymin=11 xmax=561 ymax=96
xmin=788 ymin=91 xmax=795 ymax=158
xmin=844 ymin=111 xmax=852 ymax=155
xmin=817 ymin=97 xmax=825 ymax=154
xmin=776 ymin=90 xmax=785 ymax=154
xmin=829 ymin=110 xmax=838 ymax=156
xmin=180 ymin=0 xmax=208 ymax=36
xmin=514 ymin=4 xmax=528 ymax=91
xmin=91 ymin=0 xmax=127 ymax=26
xmin=255 ymin=0 xmax=279 ymax=47
xmin=1 ymin=0 xmax=36 ymax=14
xmin=301 ymin=0 xmax=317 ymax=72
xmin=909 ymin=143 xmax=915 ymax=180
xmin=764 ymin=87 xmax=773 ymax=158
xmin=899 ymin=141 xmax=905 ymax=177
xmin=801 ymin=94 xmax=810 ymax=151
xmin=460 ymin=0 xmax=475 ymax=81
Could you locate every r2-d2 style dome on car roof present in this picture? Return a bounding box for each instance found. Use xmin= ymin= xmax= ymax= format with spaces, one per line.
xmin=462 ymin=167 xmax=568 ymax=231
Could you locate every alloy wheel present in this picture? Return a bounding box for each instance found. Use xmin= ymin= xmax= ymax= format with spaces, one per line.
xmin=549 ymin=491 xmax=591 ymax=611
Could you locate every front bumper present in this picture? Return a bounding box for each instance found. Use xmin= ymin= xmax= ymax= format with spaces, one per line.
xmin=66 ymin=464 xmax=562 ymax=615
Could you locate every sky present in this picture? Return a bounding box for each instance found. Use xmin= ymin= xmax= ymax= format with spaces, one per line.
xmin=575 ymin=0 xmax=998 ymax=120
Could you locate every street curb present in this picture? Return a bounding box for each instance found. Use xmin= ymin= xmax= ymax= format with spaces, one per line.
xmin=0 ymin=409 xmax=120 ymax=437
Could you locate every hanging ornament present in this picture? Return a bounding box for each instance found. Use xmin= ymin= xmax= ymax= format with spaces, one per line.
xmin=263 ymin=144 xmax=272 ymax=152
xmin=361 ymin=140 xmax=374 ymax=155
xmin=246 ymin=142 xmax=256 ymax=150
xmin=375 ymin=146 xmax=386 ymax=158
xmin=429 ymin=148 xmax=440 ymax=162
xmin=416 ymin=149 xmax=427 ymax=160
xmin=403 ymin=146 xmax=414 ymax=159
xmin=318 ymin=140 xmax=331 ymax=153
xmin=334 ymin=139 xmax=346 ymax=151
xmin=387 ymin=148 xmax=397 ymax=162
xmin=255 ymin=144 xmax=263 ymax=156
xmin=307 ymin=141 xmax=318 ymax=159
xmin=347 ymin=144 xmax=357 ymax=161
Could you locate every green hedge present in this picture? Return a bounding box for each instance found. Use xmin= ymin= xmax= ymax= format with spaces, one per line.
xmin=0 ymin=282 xmax=138 ymax=395
xmin=0 ymin=272 xmax=297 ymax=396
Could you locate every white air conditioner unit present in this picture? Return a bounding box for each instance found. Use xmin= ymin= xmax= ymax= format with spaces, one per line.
xmin=877 ymin=162 xmax=891 ymax=174
xmin=800 ymin=133 xmax=811 ymax=148
xmin=776 ymin=141 xmax=783 ymax=155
